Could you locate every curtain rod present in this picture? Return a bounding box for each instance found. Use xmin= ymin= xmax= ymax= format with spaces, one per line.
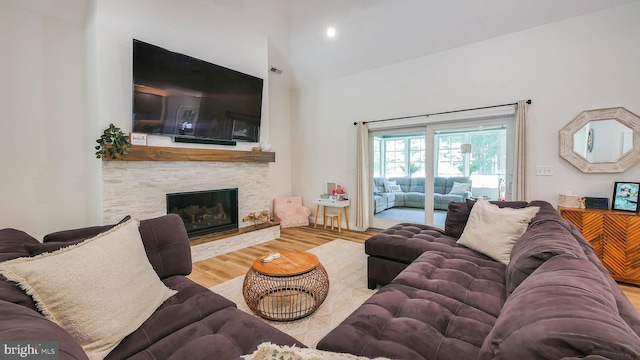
xmin=353 ymin=99 xmax=531 ymax=125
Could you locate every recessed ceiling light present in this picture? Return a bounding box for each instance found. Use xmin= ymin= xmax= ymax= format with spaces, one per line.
xmin=326 ymin=27 xmax=336 ymax=38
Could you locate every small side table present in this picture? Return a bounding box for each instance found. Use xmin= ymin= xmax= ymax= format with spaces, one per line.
xmin=313 ymin=198 xmax=351 ymax=232
xmin=242 ymin=250 xmax=329 ymax=321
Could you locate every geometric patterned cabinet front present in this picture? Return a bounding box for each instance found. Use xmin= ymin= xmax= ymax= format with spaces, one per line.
xmin=559 ymin=206 xmax=640 ymax=286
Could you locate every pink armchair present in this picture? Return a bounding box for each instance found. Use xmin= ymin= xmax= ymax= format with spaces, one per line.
xmin=273 ymin=197 xmax=311 ymax=228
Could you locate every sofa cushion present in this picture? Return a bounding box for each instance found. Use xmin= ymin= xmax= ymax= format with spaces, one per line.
xmin=408 ymin=177 xmax=425 ymax=193
xmin=319 ymin=250 xmax=507 ymax=359
xmin=0 ymin=218 xmax=177 ymax=360
xmin=480 ymin=255 xmax=640 ymax=359
xmin=505 ymin=202 xmax=586 ymax=296
xmin=24 ymin=238 xmax=85 ymax=257
xmin=109 ymin=275 xmax=303 ymax=359
xmin=0 ymin=229 xmax=44 ymax=313
xmin=42 ymin=215 xmax=131 ymax=243
xmin=29 ymin=216 xmax=131 ymax=257
xmin=365 ymin=223 xmax=485 ymax=265
xmin=444 ymin=200 xmax=529 ymax=238
xmin=0 ymin=229 xmax=39 ymax=263
xmin=138 ymin=214 xmax=193 ymax=279
xmin=457 ymin=200 xmax=539 ymax=265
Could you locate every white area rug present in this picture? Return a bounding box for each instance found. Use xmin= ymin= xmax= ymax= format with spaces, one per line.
xmin=209 ymin=239 xmax=375 ymax=348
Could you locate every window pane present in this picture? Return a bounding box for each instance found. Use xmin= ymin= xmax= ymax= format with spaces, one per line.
xmin=470 ymin=132 xmax=501 ymax=175
xmin=373 ymin=138 xmax=381 ymax=177
xmin=384 ymin=139 xmax=406 ymax=177
xmin=436 ymin=135 xmax=464 ymax=176
xmin=409 ymin=138 xmax=425 ymax=177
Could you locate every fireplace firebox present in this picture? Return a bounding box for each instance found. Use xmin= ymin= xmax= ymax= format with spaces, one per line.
xmin=167 ymin=188 xmax=238 ymax=237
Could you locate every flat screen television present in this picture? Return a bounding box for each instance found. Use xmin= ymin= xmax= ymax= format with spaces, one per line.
xmin=132 ymin=39 xmax=263 ymax=144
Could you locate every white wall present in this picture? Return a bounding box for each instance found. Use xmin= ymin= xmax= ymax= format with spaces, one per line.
xmin=206 ymin=0 xmax=295 ymax=201
xmin=0 ymin=0 xmax=293 ymax=238
xmin=0 ymin=2 xmax=87 ymax=239
xmin=87 ymin=0 xmax=300 ymax=222
xmin=292 ymin=2 xmax=640 ymax=228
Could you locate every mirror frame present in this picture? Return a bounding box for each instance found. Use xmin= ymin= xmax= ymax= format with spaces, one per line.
xmin=559 ymin=107 xmax=640 ymax=173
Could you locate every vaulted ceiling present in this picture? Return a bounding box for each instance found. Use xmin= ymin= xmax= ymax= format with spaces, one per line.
xmin=4 ymin=0 xmax=638 ymax=86
xmin=289 ymin=0 xmax=639 ymax=85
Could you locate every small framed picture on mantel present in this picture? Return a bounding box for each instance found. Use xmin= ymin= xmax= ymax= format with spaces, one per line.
xmin=130 ymin=132 xmax=148 ymax=146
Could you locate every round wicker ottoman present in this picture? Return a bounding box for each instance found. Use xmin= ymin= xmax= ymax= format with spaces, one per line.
xmin=242 ymin=250 xmax=329 ymax=321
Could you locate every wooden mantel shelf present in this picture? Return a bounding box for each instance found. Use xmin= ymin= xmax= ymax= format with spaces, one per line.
xmin=103 ymin=145 xmax=275 ymax=163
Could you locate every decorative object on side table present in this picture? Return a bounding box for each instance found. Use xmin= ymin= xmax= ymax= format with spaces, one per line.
xmin=558 ymin=193 xmax=582 ymax=208
xmin=331 ymin=184 xmax=347 ymax=200
xmin=584 ymin=197 xmax=610 ymax=210
xmin=259 ymin=141 xmax=272 ymax=152
xmin=95 ymin=123 xmax=132 ymax=159
xmin=242 ymin=210 xmax=273 ymax=226
xmin=612 ymin=182 xmax=640 ymax=212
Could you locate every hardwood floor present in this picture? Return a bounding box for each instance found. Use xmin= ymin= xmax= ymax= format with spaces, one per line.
xmin=188 ymin=225 xmax=640 ymax=312
xmin=188 ymin=225 xmax=376 ymax=288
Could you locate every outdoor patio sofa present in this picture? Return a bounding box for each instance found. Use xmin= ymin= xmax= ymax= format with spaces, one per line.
xmin=373 ymin=176 xmax=472 ymax=213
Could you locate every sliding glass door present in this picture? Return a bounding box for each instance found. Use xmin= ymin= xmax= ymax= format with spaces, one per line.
xmin=426 ymin=116 xmax=515 ymax=225
xmin=368 ymin=113 xmax=515 ymax=230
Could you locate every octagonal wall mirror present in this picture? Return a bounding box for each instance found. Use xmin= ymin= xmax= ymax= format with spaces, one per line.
xmin=559 ymin=107 xmax=640 ymax=173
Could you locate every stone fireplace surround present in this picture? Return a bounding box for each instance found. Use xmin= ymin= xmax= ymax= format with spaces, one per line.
xmin=102 ymin=156 xmax=277 ymax=258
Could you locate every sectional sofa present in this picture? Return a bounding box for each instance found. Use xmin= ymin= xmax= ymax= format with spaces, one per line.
xmin=0 ymin=214 xmax=301 ymax=360
xmin=373 ymin=176 xmax=472 ymax=213
xmin=317 ymin=200 xmax=640 ymax=359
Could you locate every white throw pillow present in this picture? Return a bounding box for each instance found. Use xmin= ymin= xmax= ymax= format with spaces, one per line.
xmin=0 ymin=218 xmax=177 ymax=360
xmin=387 ymin=184 xmax=403 ymax=193
xmin=449 ymin=181 xmax=470 ymax=195
xmin=457 ymin=199 xmax=539 ymax=265
xmin=243 ymin=342 xmax=394 ymax=360
xmin=383 ymin=181 xmax=397 ymax=193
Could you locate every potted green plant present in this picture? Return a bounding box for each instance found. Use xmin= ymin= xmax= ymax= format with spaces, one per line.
xmin=95 ymin=123 xmax=132 ymax=159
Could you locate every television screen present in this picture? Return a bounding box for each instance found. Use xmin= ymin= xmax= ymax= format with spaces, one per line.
xmin=132 ymin=39 xmax=263 ymax=144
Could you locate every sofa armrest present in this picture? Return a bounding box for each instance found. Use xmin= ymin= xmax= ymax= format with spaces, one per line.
xmin=296 ymin=206 xmax=312 ymax=217
xmin=0 ymin=300 xmax=89 ymax=360
xmin=138 ymin=214 xmax=192 ymax=279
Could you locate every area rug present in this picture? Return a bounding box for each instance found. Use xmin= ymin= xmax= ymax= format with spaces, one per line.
xmin=209 ymin=239 xmax=375 ymax=348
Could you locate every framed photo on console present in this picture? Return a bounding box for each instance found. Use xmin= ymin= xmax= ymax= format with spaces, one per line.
xmin=612 ymin=182 xmax=640 ymax=212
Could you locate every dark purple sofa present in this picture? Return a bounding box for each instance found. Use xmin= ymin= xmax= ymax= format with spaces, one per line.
xmin=0 ymin=214 xmax=302 ymax=360
xmin=317 ymin=200 xmax=640 ymax=359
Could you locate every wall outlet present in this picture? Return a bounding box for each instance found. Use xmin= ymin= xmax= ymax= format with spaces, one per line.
xmin=536 ymin=166 xmax=553 ymax=176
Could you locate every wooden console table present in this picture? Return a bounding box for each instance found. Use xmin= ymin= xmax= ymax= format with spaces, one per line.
xmin=559 ymin=206 xmax=640 ymax=286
